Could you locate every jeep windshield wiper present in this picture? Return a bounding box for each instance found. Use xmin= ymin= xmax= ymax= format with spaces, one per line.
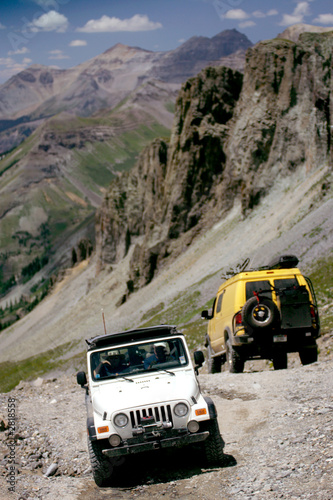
xmin=150 ymin=368 xmax=175 ymax=376
xmin=119 ymin=375 xmax=134 ymax=382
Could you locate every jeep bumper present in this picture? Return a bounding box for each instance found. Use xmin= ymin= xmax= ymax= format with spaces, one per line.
xmin=102 ymin=430 xmax=209 ymax=457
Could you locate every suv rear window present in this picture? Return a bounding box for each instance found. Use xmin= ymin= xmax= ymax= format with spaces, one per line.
xmin=246 ymin=280 xmax=272 ymax=301
xmin=274 ymin=278 xmax=299 ymax=290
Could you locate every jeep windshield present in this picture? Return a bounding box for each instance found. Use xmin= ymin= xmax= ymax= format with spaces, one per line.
xmin=90 ymin=337 xmax=188 ymax=381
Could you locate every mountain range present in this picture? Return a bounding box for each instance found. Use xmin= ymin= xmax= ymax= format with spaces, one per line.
xmin=0 ymin=29 xmax=252 ymax=320
xmin=0 ymin=29 xmax=251 ymax=153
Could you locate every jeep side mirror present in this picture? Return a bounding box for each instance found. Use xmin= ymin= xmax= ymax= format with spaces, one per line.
xmin=194 ymin=350 xmax=205 ymax=374
xmin=77 ymin=371 xmax=87 ymax=387
xmin=201 ymin=310 xmax=210 ymax=320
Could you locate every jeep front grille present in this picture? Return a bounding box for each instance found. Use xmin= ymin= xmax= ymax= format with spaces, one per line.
xmin=130 ymin=405 xmax=173 ymax=428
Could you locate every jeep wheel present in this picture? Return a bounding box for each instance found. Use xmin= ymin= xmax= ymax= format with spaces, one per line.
xmin=88 ymin=438 xmax=113 ymax=487
xmin=207 ymin=343 xmax=222 ymax=374
xmin=203 ymin=419 xmax=225 ymax=466
xmin=272 ymin=351 xmax=288 ymax=370
xmin=242 ymin=297 xmax=279 ymax=330
xmin=226 ymin=339 xmax=244 ymax=373
xmin=299 ymin=345 xmax=318 ymax=365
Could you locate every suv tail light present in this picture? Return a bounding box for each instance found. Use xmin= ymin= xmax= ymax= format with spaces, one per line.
xmin=310 ymin=305 xmax=316 ymax=319
xmin=235 ymin=313 xmax=243 ymax=326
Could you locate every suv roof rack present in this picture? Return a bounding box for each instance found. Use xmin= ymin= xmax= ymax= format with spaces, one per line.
xmin=221 ymin=255 xmax=299 ymax=279
xmin=266 ymin=255 xmax=299 ymax=270
xmin=86 ymin=325 xmax=180 ymax=350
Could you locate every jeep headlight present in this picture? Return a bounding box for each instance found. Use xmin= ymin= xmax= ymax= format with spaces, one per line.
xmin=114 ymin=413 xmax=129 ymax=428
xmin=174 ymin=403 xmax=189 ymax=417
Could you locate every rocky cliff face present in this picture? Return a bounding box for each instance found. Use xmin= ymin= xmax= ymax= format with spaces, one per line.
xmin=96 ymin=66 xmax=243 ymax=288
xmin=226 ymin=32 xmax=332 ymax=212
xmin=96 ymin=32 xmax=333 ymax=293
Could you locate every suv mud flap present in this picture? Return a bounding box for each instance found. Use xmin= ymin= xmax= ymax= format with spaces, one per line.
xmin=102 ymin=431 xmax=210 ymax=457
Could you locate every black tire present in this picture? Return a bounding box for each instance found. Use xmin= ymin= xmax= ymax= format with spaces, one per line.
xmin=207 ymin=343 xmax=222 ymax=374
xmin=87 ymin=438 xmax=113 ymax=487
xmin=299 ymin=345 xmax=318 ymax=365
xmin=203 ymin=419 xmax=225 ymax=466
xmin=272 ymin=351 xmax=288 ymax=370
xmin=242 ymin=297 xmax=279 ymax=330
xmin=226 ymin=339 xmax=244 ymax=373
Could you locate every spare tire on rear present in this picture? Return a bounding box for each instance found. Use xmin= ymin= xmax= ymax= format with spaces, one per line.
xmin=242 ymin=297 xmax=279 ymax=330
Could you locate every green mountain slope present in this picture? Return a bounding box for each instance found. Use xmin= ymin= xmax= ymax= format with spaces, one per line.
xmin=0 ymin=84 xmax=174 ymax=321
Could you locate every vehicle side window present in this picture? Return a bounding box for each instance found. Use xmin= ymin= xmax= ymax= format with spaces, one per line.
xmin=246 ymin=281 xmax=272 ymax=301
xmin=274 ymin=278 xmax=299 ymax=290
xmin=216 ymin=292 xmax=224 ymax=314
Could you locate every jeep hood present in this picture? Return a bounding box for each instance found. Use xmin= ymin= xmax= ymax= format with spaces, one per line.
xmin=92 ymin=372 xmax=199 ymax=417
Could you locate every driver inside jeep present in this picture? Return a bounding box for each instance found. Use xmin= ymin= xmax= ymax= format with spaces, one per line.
xmin=144 ymin=343 xmax=173 ymax=369
xmin=94 ymin=352 xmax=125 ymax=378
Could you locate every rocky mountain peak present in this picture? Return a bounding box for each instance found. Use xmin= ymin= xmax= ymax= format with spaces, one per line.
xmin=277 ymin=23 xmax=333 ymax=42
xmin=102 ymin=42 xmax=154 ymax=59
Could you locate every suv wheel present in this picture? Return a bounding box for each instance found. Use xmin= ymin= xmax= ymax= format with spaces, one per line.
xmin=226 ymin=339 xmax=244 ymax=373
xmin=207 ymin=342 xmax=222 ymax=374
xmin=299 ymin=345 xmax=318 ymax=365
xmin=272 ymin=351 xmax=288 ymax=370
xmin=242 ymin=297 xmax=279 ymax=330
xmin=88 ymin=438 xmax=113 ymax=487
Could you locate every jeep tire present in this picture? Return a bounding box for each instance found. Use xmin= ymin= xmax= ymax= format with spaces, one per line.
xmin=299 ymin=345 xmax=318 ymax=365
xmin=88 ymin=438 xmax=113 ymax=487
xmin=226 ymin=339 xmax=244 ymax=373
xmin=242 ymin=297 xmax=279 ymax=330
xmin=203 ymin=419 xmax=225 ymax=466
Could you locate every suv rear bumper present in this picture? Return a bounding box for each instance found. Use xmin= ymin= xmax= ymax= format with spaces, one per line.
xmin=233 ymin=328 xmax=318 ymax=354
xmin=102 ymin=430 xmax=209 ymax=457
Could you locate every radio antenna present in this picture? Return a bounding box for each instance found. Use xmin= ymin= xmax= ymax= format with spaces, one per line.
xmin=101 ymin=308 xmax=107 ymax=335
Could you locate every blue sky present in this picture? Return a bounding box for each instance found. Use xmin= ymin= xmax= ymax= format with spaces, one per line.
xmin=0 ymin=0 xmax=333 ymax=84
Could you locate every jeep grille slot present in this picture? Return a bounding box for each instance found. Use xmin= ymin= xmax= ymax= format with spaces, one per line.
xmin=130 ymin=405 xmax=173 ymax=428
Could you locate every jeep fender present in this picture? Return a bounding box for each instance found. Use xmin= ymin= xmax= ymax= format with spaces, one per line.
xmin=203 ymin=396 xmax=218 ymax=419
xmin=86 ymin=394 xmax=97 ymax=440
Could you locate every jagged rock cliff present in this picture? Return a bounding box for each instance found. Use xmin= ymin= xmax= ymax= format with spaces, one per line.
xmin=226 ymin=32 xmax=333 ymax=212
xmin=95 ymin=66 xmax=242 ymax=289
xmin=96 ymin=32 xmax=333 ymax=293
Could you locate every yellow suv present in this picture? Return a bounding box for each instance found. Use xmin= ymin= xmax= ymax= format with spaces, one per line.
xmin=201 ymin=255 xmax=320 ymax=373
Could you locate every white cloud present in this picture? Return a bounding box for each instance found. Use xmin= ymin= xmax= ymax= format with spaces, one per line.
xmin=0 ymin=22 xmax=6 ymax=30
xmin=8 ymin=47 xmax=30 ymax=56
xmin=252 ymin=9 xmax=279 ymax=18
xmin=77 ymin=14 xmax=162 ymax=33
xmin=69 ymin=39 xmax=87 ymax=47
xmin=239 ymin=21 xmax=256 ymax=28
xmin=280 ymin=1 xmax=311 ymax=26
xmin=252 ymin=11 xmax=266 ymax=19
xmin=313 ymin=13 xmax=333 ymax=25
xmin=28 ymin=10 xmax=69 ymax=33
xmin=223 ymin=9 xmax=249 ymax=20
xmin=33 ymin=0 xmax=60 ymax=8
xmin=48 ymin=49 xmax=70 ymax=60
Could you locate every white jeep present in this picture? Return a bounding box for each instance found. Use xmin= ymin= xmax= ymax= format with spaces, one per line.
xmin=77 ymin=325 xmax=224 ymax=486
